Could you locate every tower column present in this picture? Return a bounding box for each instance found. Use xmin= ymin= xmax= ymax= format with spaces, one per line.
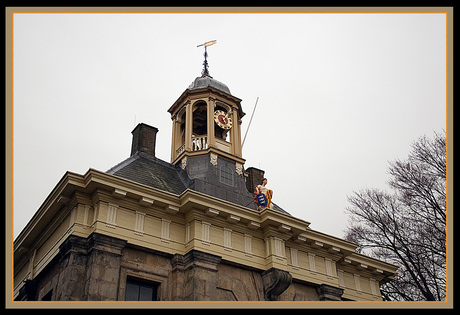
xmin=184 ymin=101 xmax=192 ymax=151
xmin=171 ymin=117 xmax=177 ymax=161
xmin=231 ymin=109 xmax=242 ymax=157
xmin=171 ymin=117 xmax=182 ymax=161
xmin=207 ymin=98 xmax=215 ymax=148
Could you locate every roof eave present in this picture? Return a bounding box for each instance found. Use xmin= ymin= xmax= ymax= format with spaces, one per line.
xmin=168 ymin=86 xmax=244 ymax=118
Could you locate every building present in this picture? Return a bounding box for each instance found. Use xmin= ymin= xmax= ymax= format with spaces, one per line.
xmin=13 ymin=62 xmax=397 ymax=302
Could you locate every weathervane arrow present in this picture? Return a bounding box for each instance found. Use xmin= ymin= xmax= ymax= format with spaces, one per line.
xmin=197 ymin=40 xmax=217 ymax=77
xmin=197 ymin=40 xmax=217 ymax=48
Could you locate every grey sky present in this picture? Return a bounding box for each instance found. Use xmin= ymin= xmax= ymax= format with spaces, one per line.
xmin=13 ymin=12 xmax=446 ymax=239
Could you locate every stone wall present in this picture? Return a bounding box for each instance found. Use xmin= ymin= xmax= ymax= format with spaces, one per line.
xmin=20 ymin=232 xmax=344 ymax=302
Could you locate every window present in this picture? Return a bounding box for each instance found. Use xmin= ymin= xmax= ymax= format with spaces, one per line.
xmin=125 ymin=277 xmax=159 ymax=301
xmin=192 ymin=102 xmax=207 ymax=136
xmin=220 ymin=165 xmax=233 ymax=186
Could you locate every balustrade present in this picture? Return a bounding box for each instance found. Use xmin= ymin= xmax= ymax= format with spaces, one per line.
xmin=176 ymin=135 xmax=213 ymax=156
xmin=192 ymin=136 xmax=208 ymax=151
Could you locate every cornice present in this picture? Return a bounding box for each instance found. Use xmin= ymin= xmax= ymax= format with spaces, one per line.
xmin=14 ymin=167 xmax=398 ymax=287
xmin=13 ymin=171 xmax=82 ymax=249
xmin=168 ymin=86 xmax=243 ymax=118
xmin=14 ymin=168 xmax=182 ymax=252
xmin=171 ymin=146 xmax=246 ymax=166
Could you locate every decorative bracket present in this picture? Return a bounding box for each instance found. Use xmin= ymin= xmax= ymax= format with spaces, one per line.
xmin=210 ymin=152 xmax=218 ymax=166
xmin=261 ymin=267 xmax=292 ymax=301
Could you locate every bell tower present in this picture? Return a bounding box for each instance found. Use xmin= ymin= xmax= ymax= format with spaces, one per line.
xmin=168 ymin=76 xmax=245 ymax=166
xmin=168 ymin=41 xmax=245 ymax=168
xmin=166 ymin=41 xmax=254 ymax=208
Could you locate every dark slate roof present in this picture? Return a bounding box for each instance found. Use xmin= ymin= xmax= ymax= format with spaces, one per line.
xmin=106 ymin=152 xmax=290 ymax=215
xmin=188 ymin=76 xmax=231 ymax=95
xmin=106 ymin=152 xmax=193 ymax=195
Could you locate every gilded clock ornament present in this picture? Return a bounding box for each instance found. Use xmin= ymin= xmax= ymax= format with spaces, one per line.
xmin=214 ymin=110 xmax=232 ymax=129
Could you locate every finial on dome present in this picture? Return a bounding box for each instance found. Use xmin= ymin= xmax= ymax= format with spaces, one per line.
xmin=197 ymin=40 xmax=217 ymax=77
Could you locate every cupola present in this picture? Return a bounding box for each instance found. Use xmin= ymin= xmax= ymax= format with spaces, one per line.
xmin=168 ymin=41 xmax=245 ymax=167
xmin=187 ymin=75 xmax=232 ymax=95
xmin=168 ymin=76 xmax=245 ymax=165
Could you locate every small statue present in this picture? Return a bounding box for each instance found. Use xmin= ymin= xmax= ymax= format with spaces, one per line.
xmin=254 ymin=178 xmax=273 ymax=210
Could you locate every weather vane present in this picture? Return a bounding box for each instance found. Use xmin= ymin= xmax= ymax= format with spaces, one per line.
xmin=197 ymin=40 xmax=217 ymax=77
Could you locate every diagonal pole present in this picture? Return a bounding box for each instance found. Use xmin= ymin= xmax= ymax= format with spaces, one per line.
xmin=242 ymin=96 xmax=259 ymax=148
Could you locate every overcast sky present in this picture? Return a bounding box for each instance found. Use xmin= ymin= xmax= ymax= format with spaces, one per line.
xmin=12 ymin=12 xmax=446 ymax=239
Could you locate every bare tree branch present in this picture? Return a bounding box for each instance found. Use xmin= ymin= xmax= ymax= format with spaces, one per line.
xmin=344 ymin=131 xmax=446 ymax=301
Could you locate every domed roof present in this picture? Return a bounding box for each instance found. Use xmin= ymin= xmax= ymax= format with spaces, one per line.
xmin=187 ymin=75 xmax=231 ymax=95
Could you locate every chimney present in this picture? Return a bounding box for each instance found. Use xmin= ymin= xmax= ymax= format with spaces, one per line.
xmin=245 ymin=167 xmax=265 ymax=193
xmin=131 ymin=123 xmax=159 ymax=157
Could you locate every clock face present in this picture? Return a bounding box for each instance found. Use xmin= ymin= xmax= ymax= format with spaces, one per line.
xmin=214 ymin=110 xmax=232 ymax=129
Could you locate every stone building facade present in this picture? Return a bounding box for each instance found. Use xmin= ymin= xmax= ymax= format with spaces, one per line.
xmin=13 ymin=71 xmax=397 ymax=302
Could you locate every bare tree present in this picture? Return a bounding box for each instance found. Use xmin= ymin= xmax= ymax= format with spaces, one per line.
xmin=344 ymin=131 xmax=446 ymax=301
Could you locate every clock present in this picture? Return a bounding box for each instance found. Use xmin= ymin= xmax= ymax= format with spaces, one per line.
xmin=214 ymin=110 xmax=232 ymax=129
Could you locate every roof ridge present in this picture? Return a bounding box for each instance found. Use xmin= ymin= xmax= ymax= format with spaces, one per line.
xmin=106 ymin=153 xmax=139 ymax=174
